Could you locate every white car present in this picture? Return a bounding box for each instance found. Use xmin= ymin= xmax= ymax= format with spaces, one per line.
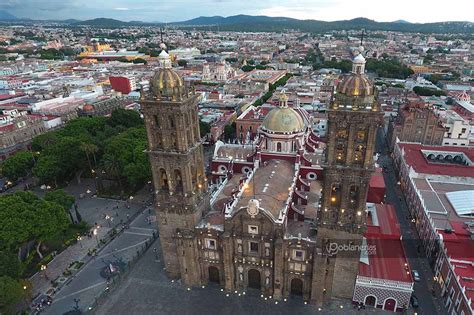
xmin=412 ymin=270 xmax=421 ymax=281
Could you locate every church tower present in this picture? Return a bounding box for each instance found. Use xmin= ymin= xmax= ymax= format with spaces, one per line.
xmin=141 ymin=48 xmax=209 ymax=284
xmin=320 ymin=52 xmax=381 ymax=232
xmin=311 ymin=51 xmax=382 ymax=305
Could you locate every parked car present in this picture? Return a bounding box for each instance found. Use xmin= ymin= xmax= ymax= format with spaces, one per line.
xmin=410 ymin=295 xmax=419 ymax=308
xmin=412 ymin=270 xmax=421 ymax=281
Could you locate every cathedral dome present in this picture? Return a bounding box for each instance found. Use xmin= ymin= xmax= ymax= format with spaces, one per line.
xmin=149 ymin=49 xmax=186 ymax=100
xmin=336 ymin=52 xmax=374 ymax=97
xmin=336 ymin=74 xmax=374 ymax=97
xmin=262 ymin=107 xmax=305 ymax=133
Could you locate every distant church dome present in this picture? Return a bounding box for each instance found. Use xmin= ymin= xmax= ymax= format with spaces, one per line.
xmin=149 ymin=49 xmax=186 ymax=100
xmin=262 ymin=92 xmax=305 ymax=133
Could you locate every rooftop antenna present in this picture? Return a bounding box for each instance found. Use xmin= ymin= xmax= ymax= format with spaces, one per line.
xmin=360 ymin=28 xmax=365 ymax=47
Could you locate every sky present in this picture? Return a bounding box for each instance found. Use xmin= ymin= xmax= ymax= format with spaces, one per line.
xmin=1 ymin=0 xmax=473 ymax=23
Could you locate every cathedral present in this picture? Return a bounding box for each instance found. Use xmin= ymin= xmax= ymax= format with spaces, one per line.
xmin=141 ymin=48 xmax=383 ymax=305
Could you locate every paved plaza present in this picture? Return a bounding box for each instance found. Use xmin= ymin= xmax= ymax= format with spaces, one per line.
xmin=94 ymin=239 xmax=391 ymax=315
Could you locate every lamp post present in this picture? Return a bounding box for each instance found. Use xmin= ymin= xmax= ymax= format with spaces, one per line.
xmin=77 ymin=235 xmax=83 ymax=248
xmin=105 ymin=215 xmax=112 ymax=228
xmin=40 ymin=264 xmax=48 ymax=280
xmin=93 ymin=228 xmax=99 ymax=247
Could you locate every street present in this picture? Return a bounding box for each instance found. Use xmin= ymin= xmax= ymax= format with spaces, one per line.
xmin=375 ymin=128 xmax=445 ymax=315
xmin=44 ymin=207 xmax=157 ymax=314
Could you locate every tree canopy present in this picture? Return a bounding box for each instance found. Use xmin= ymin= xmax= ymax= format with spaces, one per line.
xmin=0 ymin=192 xmax=69 ymax=252
xmin=0 ymin=151 xmax=35 ymax=182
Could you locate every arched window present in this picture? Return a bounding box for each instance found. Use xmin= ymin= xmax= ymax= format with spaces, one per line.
xmin=159 ymin=168 xmax=169 ymax=191
xmin=354 ymin=144 xmax=365 ymax=163
xmin=191 ymin=166 xmax=197 ymax=188
xmin=169 ymin=116 xmax=175 ymax=128
xmin=349 ymin=185 xmax=359 ymax=208
xmin=336 ymin=143 xmax=346 ymax=164
xmin=276 ymin=142 xmax=282 ymax=152
xmin=330 ymin=183 xmax=341 ymax=207
xmin=174 ymin=170 xmax=183 ymax=192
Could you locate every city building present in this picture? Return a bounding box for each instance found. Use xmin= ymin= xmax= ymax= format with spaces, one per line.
xmin=392 ymin=142 xmax=474 ymax=314
xmin=387 ymin=101 xmax=445 ymax=150
xmin=109 ymin=76 xmax=137 ymax=95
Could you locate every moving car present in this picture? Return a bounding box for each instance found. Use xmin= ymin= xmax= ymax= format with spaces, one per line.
xmin=412 ymin=270 xmax=421 ymax=281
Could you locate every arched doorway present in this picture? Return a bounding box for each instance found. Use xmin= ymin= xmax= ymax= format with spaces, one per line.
xmin=248 ymin=269 xmax=261 ymax=289
xmin=208 ymin=266 xmax=220 ymax=284
xmin=383 ymin=298 xmax=396 ymax=311
xmin=290 ymin=278 xmax=303 ymax=296
xmin=365 ymin=295 xmax=376 ymax=307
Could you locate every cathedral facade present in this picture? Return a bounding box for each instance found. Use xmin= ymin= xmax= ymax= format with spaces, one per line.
xmin=141 ymin=49 xmax=382 ymax=305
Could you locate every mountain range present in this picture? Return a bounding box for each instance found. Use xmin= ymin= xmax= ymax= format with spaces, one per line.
xmin=0 ymin=11 xmax=472 ymax=34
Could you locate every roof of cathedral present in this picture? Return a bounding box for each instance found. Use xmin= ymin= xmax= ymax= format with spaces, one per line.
xmin=235 ymin=159 xmax=295 ymax=220
xmin=336 ymin=74 xmax=374 ymax=97
xmin=262 ymin=107 xmax=305 ymax=133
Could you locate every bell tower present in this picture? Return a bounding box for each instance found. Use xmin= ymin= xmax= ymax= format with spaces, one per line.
xmin=311 ymin=51 xmax=382 ymax=305
xmin=141 ymin=48 xmax=209 ymax=284
xmin=319 ymin=51 xmax=381 ymax=233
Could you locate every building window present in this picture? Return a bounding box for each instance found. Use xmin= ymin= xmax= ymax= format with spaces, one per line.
xmin=154 ymin=115 xmax=160 ymax=127
xmin=248 ymin=225 xmax=258 ymax=235
xmin=293 ymin=249 xmax=305 ymax=261
xmin=206 ymin=238 xmax=216 ymax=250
xmin=249 ymin=241 xmax=259 ymax=254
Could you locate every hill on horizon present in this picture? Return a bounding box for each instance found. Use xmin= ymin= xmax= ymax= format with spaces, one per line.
xmin=0 ymin=10 xmax=18 ymax=21
xmin=29 ymin=15 xmax=474 ymax=34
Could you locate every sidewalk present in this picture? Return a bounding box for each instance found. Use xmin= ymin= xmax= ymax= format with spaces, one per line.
xmin=29 ymin=179 xmax=153 ymax=300
xmin=29 ymin=227 xmax=109 ymax=298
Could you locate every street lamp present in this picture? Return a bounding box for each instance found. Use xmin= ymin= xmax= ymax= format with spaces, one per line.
xmin=105 ymin=214 xmax=112 ymax=227
xmin=40 ymin=265 xmax=48 ymax=279
xmin=77 ymin=235 xmax=83 ymax=248
xmin=93 ymin=228 xmax=99 ymax=246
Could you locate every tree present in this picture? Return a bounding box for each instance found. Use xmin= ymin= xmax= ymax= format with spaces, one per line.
xmin=0 ymin=192 xmax=69 ymax=259
xmin=0 ymin=252 xmax=21 ymax=278
xmin=177 ymin=60 xmax=187 ymax=67
xmin=32 ymin=155 xmax=64 ymax=185
xmin=199 ymin=121 xmax=211 ymax=137
xmin=0 ymin=151 xmax=35 ymax=181
xmin=80 ymin=142 xmax=99 ymax=175
xmin=241 ymin=65 xmax=255 ymax=72
xmin=44 ymin=189 xmax=75 ymax=212
xmin=413 ymin=86 xmax=446 ymax=97
xmin=224 ymin=123 xmax=236 ymax=141
xmin=0 ymin=276 xmax=24 ymax=313
xmin=107 ymin=109 xmax=142 ymax=129
xmin=427 ymin=74 xmax=442 ymax=85
xmin=132 ymin=58 xmax=147 ymax=64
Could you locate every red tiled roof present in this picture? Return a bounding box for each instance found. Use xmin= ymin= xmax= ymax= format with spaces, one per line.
xmin=360 ymin=204 xmax=412 ymax=283
xmin=398 ymin=143 xmax=474 ymax=178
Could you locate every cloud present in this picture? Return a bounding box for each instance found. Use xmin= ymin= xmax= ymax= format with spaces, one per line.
xmin=114 ymin=7 xmax=129 ymax=11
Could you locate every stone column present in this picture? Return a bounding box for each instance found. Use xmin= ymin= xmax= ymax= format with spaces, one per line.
xmin=272 ymin=237 xmax=284 ymax=300
xmin=221 ymin=232 xmax=235 ymax=291
xmin=345 ymin=123 xmax=357 ymax=166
